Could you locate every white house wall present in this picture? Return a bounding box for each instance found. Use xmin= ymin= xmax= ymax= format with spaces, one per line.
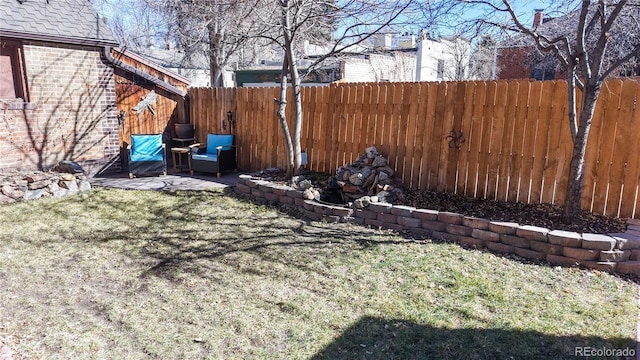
xmin=340 ymin=53 xmax=416 ymax=83
xmin=416 ymin=37 xmax=471 ymax=81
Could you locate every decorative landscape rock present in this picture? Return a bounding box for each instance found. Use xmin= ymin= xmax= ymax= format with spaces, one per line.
xmin=0 ymin=161 xmax=91 ymax=204
xmin=328 ymin=146 xmax=405 ymax=204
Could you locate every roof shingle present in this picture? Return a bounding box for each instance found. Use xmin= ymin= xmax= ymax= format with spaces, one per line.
xmin=0 ymin=0 xmax=117 ymax=46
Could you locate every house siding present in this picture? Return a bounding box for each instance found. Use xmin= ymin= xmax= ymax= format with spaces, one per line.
xmin=341 ymin=53 xmax=416 ymax=83
xmin=0 ymin=42 xmax=119 ymax=175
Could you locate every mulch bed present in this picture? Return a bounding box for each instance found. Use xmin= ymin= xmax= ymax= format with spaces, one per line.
xmin=403 ymin=189 xmax=626 ymax=234
xmin=249 ymin=169 xmax=627 ymax=234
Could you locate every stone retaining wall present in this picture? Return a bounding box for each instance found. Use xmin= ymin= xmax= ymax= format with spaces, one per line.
xmin=235 ymin=174 xmax=640 ymax=278
xmin=0 ymin=171 xmax=91 ymax=203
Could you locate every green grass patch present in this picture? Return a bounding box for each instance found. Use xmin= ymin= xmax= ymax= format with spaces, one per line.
xmin=0 ymin=188 xmax=636 ymax=359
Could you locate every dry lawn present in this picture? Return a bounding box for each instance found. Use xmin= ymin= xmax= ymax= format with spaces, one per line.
xmin=0 ymin=188 xmax=637 ymax=359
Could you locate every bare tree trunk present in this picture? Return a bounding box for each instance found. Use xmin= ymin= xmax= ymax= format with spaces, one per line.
xmin=563 ymin=85 xmax=601 ymax=221
xmin=207 ymin=22 xmax=224 ymax=87
xmin=277 ymin=5 xmax=295 ymax=178
xmin=285 ymin=36 xmax=303 ymax=175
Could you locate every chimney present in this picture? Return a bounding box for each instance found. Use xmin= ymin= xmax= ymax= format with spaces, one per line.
xmin=533 ymin=9 xmax=544 ymax=28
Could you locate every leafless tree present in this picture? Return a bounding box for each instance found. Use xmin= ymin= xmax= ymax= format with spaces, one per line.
xmin=146 ymin=0 xmax=268 ymax=87
xmin=255 ymin=0 xmax=418 ymax=177
xmin=453 ymin=0 xmax=640 ymax=221
xmin=469 ymin=35 xmax=497 ymax=80
xmin=93 ymin=0 xmax=167 ymax=47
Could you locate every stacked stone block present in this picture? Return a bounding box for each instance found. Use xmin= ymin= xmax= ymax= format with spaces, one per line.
xmin=234 ymin=174 xmax=640 ymax=278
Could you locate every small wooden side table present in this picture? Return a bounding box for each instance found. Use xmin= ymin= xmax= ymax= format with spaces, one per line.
xmin=171 ymin=147 xmax=192 ymax=173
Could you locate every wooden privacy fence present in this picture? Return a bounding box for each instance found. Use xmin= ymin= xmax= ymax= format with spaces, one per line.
xmin=189 ymin=79 xmax=640 ymax=219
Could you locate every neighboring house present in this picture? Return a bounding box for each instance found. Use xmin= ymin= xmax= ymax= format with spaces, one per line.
xmin=127 ymin=47 xmax=231 ymax=88
xmin=339 ymin=52 xmax=416 ymax=83
xmin=237 ymin=34 xmax=418 ymax=86
xmin=496 ymin=10 xmax=563 ymax=80
xmin=235 ymin=50 xmax=415 ymax=87
xmin=0 ymin=0 xmax=188 ymax=175
xmin=416 ymin=32 xmax=472 ymax=81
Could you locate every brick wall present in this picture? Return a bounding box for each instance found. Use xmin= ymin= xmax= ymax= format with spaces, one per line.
xmin=0 ymin=42 xmax=119 ymax=176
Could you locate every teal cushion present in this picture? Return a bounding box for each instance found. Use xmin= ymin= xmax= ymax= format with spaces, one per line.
xmin=206 ymin=134 xmax=233 ymax=154
xmin=130 ymin=134 xmax=164 ymax=162
xmin=192 ymin=153 xmax=218 ymax=162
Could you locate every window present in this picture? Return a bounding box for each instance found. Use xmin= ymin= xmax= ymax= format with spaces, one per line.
xmin=531 ymin=67 xmax=555 ymax=81
xmin=0 ymin=41 xmax=27 ymax=100
xmin=436 ymin=59 xmax=445 ymax=79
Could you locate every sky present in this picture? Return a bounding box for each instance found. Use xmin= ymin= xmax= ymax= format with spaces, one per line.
xmin=93 ymin=0 xmax=565 ymax=47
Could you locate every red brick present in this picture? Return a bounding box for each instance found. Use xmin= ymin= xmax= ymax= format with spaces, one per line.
xmin=616 ymin=261 xmax=640 ymax=276
xmin=264 ymin=192 xmax=279 ymax=202
xmin=462 ymin=216 xmax=490 ymax=230
xmin=581 ymin=233 xmax=616 ymax=251
xmin=471 ymin=229 xmax=500 ymax=242
xmin=413 ymin=209 xmax=439 ymax=221
xmin=258 ymin=184 xmax=273 ymax=193
xmin=488 ymin=221 xmax=519 ymax=235
xmin=599 ymin=250 xmax=631 ymax=262
xmin=390 ymin=205 xmax=415 ymax=217
xmin=365 ymin=219 xmax=383 ymax=228
xmin=398 ymin=216 xmax=421 ymax=228
xmin=377 ymin=213 xmax=398 ymax=223
xmin=631 ymin=249 xmax=640 ymax=260
xmin=422 ymin=220 xmax=447 ymax=232
xmin=514 ymin=247 xmax=545 ymax=260
xmin=432 ymin=231 xmax=459 ymax=243
xmin=332 ymin=207 xmax=353 ymax=217
xmin=562 ymin=247 xmax=598 ymax=261
xmin=271 ymin=187 xmax=288 ymax=196
xmin=437 ymin=212 xmax=463 ymax=224
xmin=546 ymin=254 xmax=581 ymax=267
xmin=250 ymin=188 xmax=264 ymax=198
xmin=581 ymin=261 xmax=617 ymax=273
xmin=303 ymin=200 xmax=315 ymax=211
xmin=485 ymin=241 xmax=515 ymax=254
xmin=500 ymin=234 xmax=530 ymax=248
xmin=610 ymin=233 xmax=640 ymax=250
xmin=530 ymin=240 xmax=563 ymax=255
xmin=304 ymin=209 xmax=321 ymax=221
xmin=547 ymin=230 xmax=582 ymax=247
xmin=279 ymin=195 xmax=294 ymax=204
xmin=354 ymin=209 xmax=378 ymax=220
xmin=458 ymin=236 xmax=485 ymax=249
xmin=446 ymin=224 xmax=473 ymax=236
xmin=235 ymin=183 xmax=251 ymax=194
xmin=285 ymin=189 xmax=304 ymax=199
xmin=516 ymin=225 xmax=549 ymax=242
xmin=369 ymin=203 xmax=393 ymax=213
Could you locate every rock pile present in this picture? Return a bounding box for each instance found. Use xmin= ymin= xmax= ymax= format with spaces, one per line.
xmin=0 ymin=161 xmax=92 ymax=203
xmin=328 ymin=146 xmax=405 ymax=206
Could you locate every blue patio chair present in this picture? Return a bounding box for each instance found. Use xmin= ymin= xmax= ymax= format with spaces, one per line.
xmin=128 ymin=134 xmax=167 ymax=178
xmin=190 ymin=133 xmax=236 ymax=177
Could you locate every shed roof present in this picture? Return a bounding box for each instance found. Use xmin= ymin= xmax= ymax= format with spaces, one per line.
xmin=0 ymin=0 xmax=117 ymax=46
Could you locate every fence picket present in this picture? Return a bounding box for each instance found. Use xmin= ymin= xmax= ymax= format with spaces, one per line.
xmin=188 ymin=79 xmax=640 ymax=218
xmin=620 ymin=82 xmax=640 ymax=218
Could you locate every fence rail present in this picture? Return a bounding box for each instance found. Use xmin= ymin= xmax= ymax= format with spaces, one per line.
xmin=189 ymin=79 xmax=640 ymax=219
